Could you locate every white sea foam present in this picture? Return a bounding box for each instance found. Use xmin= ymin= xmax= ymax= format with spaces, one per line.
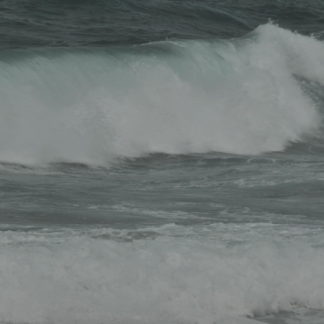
xmin=0 ymin=23 xmax=323 ymax=165
xmin=0 ymin=225 xmax=324 ymax=324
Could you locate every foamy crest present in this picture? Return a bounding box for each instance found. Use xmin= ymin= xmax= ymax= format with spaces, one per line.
xmin=0 ymin=23 xmax=322 ymax=165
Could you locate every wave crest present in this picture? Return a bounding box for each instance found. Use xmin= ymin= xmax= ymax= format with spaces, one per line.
xmin=0 ymin=23 xmax=322 ymax=165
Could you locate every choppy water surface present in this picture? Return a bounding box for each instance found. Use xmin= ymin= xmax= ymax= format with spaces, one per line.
xmin=1 ymin=1 xmax=324 ymax=323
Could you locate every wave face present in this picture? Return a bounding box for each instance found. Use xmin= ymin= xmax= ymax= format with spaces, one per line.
xmin=0 ymin=24 xmax=323 ymax=165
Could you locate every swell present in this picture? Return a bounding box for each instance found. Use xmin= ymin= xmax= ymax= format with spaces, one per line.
xmin=0 ymin=23 xmax=323 ymax=166
xmin=0 ymin=0 xmax=251 ymax=49
xmin=2 ymin=0 xmax=324 ymax=49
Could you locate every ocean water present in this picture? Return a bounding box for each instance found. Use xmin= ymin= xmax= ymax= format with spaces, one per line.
xmin=1 ymin=1 xmax=324 ymax=323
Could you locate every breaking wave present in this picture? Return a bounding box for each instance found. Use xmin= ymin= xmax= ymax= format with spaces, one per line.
xmin=0 ymin=23 xmax=323 ymax=165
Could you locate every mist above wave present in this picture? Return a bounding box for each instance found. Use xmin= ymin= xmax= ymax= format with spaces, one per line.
xmin=0 ymin=23 xmax=322 ymax=165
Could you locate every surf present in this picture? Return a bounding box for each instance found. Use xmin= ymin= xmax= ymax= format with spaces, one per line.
xmin=1 ymin=225 xmax=324 ymax=324
xmin=0 ymin=23 xmax=323 ymax=166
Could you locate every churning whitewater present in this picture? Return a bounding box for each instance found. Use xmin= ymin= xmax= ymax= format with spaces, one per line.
xmin=1 ymin=225 xmax=324 ymax=324
xmin=0 ymin=24 xmax=323 ymax=165
xmin=1 ymin=1 xmax=324 ymax=324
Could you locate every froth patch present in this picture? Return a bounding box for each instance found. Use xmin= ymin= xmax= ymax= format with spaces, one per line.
xmin=0 ymin=227 xmax=323 ymax=324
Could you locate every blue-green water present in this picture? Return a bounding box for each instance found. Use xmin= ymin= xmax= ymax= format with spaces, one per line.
xmin=1 ymin=1 xmax=324 ymax=323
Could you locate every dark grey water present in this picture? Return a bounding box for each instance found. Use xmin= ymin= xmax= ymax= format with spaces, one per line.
xmin=1 ymin=0 xmax=324 ymax=49
xmin=1 ymin=152 xmax=324 ymax=228
xmin=1 ymin=1 xmax=324 ymax=323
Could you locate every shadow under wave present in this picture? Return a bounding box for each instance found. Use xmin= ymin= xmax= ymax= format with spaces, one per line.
xmin=253 ymin=307 xmax=324 ymax=324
